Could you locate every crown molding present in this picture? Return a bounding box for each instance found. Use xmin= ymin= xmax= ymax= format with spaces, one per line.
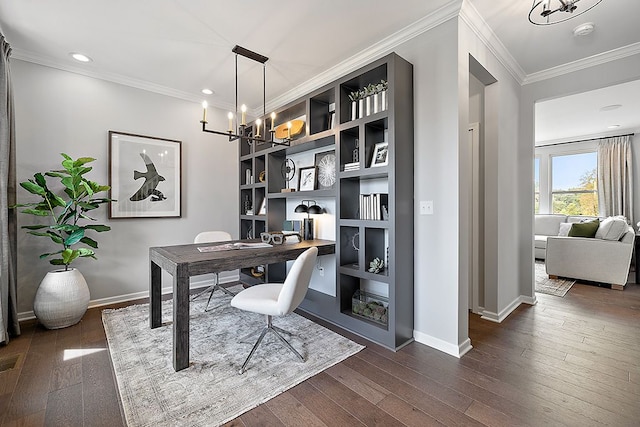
xmin=458 ymin=1 xmax=526 ymax=84
xmin=523 ymin=42 xmax=640 ymax=85
xmin=265 ymin=0 xmax=463 ymax=113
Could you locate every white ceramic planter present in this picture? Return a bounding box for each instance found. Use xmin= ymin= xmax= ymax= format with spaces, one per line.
xmin=33 ymin=268 xmax=90 ymax=329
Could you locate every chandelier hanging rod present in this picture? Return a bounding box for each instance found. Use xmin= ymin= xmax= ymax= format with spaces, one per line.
xmin=200 ymin=45 xmax=291 ymax=146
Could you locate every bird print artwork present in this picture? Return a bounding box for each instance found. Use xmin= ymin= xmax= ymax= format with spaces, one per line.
xmin=130 ymin=152 xmax=167 ymax=202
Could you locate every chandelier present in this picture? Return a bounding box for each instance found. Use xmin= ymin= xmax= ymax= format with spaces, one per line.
xmin=200 ymin=45 xmax=290 ymax=146
xmin=528 ymin=0 xmax=602 ymax=25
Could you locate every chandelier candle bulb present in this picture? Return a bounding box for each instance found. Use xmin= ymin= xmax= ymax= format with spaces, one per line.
xmin=255 ymin=118 xmax=262 ymax=137
xmin=201 ymin=101 xmax=208 ymax=123
xmin=271 ymin=112 xmax=276 ymax=131
xmin=227 ymin=112 xmax=234 ymax=133
xmin=287 ymin=121 xmax=292 ymax=139
xmin=241 ymin=104 xmax=247 ymax=126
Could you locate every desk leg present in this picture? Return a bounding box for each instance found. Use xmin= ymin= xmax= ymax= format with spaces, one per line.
xmin=150 ymin=261 xmax=162 ymax=328
xmin=173 ymin=263 xmax=190 ymax=371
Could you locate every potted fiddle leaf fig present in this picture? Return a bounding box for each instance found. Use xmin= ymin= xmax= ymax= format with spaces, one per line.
xmin=15 ymin=153 xmax=112 ymax=329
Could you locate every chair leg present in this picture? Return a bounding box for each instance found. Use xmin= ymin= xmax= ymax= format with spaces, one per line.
xmin=270 ymin=327 xmax=304 ymax=362
xmin=237 ymin=315 xmax=305 ymax=374
xmin=191 ymin=273 xmax=236 ymax=311
xmin=238 ymin=326 xmax=269 ymax=375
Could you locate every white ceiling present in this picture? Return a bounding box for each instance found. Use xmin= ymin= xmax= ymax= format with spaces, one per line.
xmin=535 ymin=78 xmax=640 ymax=145
xmin=1 ymin=0 xmax=639 ymax=139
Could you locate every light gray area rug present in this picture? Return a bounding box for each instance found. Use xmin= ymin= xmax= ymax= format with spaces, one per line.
xmin=535 ymin=261 xmax=575 ymax=297
xmin=102 ymin=286 xmax=364 ymax=427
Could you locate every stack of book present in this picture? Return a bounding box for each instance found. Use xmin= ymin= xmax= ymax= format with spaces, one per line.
xmin=359 ymin=193 xmax=389 ymax=220
xmin=343 ymin=162 xmax=360 ymax=172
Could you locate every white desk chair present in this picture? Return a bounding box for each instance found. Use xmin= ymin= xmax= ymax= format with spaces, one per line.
xmin=191 ymin=231 xmax=235 ymax=311
xmin=230 ymin=247 xmax=318 ymax=374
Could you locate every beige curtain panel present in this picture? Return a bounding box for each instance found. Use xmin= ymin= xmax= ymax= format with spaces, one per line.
xmin=597 ymin=135 xmax=634 ymax=222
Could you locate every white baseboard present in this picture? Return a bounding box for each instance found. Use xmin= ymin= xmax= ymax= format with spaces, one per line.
xmin=413 ymin=331 xmax=473 ymax=358
xmin=17 ymin=273 xmax=240 ymax=322
xmin=480 ymin=295 xmax=533 ymax=323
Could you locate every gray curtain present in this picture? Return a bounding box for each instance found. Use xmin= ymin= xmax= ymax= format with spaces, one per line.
xmin=597 ymin=135 xmax=634 ymax=222
xmin=0 ymin=32 xmax=19 ymax=344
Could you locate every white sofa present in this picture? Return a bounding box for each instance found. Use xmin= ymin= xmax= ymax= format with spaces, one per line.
xmin=535 ymin=214 xmax=634 ymax=290
xmin=535 ymin=214 xmax=571 ymax=260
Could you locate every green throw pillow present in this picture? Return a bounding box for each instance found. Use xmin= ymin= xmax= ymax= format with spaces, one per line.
xmin=568 ymin=219 xmax=600 ymax=238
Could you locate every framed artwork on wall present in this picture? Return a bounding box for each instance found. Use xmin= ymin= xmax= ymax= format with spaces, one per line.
xmin=298 ymin=166 xmax=317 ymax=191
xmin=314 ymin=151 xmax=336 ymax=190
xmin=370 ymin=141 xmax=389 ymax=168
xmin=108 ymin=131 xmax=182 ymax=218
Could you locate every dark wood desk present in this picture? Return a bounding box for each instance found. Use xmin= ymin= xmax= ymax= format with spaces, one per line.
xmin=149 ymin=239 xmax=335 ymax=371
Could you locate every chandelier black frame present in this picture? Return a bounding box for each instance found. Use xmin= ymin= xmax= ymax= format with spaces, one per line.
xmin=200 ymin=45 xmax=290 ymax=146
xmin=528 ymin=0 xmax=602 ymax=25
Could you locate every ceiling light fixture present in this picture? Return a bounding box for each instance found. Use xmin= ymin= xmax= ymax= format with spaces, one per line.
xmin=608 ymin=124 xmax=621 ymax=129
xmin=201 ymin=88 xmax=213 ymax=95
xmin=199 ymin=45 xmax=289 ymax=146
xmin=600 ymin=104 xmax=622 ymax=112
xmin=70 ymin=52 xmax=92 ymax=63
xmin=528 ymin=0 xmax=602 ymax=26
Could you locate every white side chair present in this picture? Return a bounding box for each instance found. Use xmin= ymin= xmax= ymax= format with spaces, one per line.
xmin=191 ymin=231 xmax=235 ymax=311
xmin=230 ymin=246 xmax=318 ymax=374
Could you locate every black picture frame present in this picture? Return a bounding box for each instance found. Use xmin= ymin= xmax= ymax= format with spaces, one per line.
xmin=297 ymin=166 xmax=317 ymax=191
xmin=108 ymin=131 xmax=182 ymax=218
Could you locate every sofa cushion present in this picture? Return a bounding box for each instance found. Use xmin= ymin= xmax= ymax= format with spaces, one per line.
xmin=568 ymin=218 xmax=600 ymax=238
xmin=534 ymin=235 xmax=548 ymax=249
xmin=535 ymin=214 xmax=567 ymax=236
xmin=595 ymin=216 xmax=628 ymax=241
xmin=557 ymin=222 xmax=572 ymax=236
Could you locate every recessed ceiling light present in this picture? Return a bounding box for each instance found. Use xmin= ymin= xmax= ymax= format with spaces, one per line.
xmin=600 ymin=104 xmax=622 ymax=112
xmin=201 ymin=89 xmax=214 ymax=95
xmin=70 ymin=52 xmax=92 ymax=63
xmin=573 ymin=22 xmax=595 ymax=37
xmin=608 ymin=125 xmax=621 ymax=129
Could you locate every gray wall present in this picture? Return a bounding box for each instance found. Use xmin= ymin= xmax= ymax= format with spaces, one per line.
xmin=13 ymin=60 xmax=238 ymax=314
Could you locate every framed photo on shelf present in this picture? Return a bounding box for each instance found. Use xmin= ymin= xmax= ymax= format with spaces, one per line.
xmin=314 ymin=151 xmax=336 ymax=190
xmin=108 ymin=131 xmax=182 ymax=218
xmin=298 ymin=166 xmax=317 ymax=191
xmin=370 ymin=142 xmax=389 ymax=168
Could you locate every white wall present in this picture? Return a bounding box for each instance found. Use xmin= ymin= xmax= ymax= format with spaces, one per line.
xmin=390 ymin=20 xmax=464 ymax=355
xmin=458 ymin=18 xmax=525 ymax=328
xmin=12 ymin=60 xmax=238 ymax=314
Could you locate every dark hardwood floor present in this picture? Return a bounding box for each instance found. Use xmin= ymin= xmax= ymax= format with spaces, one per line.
xmin=1 ymin=278 xmax=639 ymax=426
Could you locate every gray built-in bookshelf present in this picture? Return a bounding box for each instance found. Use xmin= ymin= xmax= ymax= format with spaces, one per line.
xmin=238 ymin=53 xmax=414 ymax=349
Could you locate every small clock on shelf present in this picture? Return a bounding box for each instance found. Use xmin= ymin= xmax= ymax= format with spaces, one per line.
xmin=315 ymin=151 xmax=336 ymax=190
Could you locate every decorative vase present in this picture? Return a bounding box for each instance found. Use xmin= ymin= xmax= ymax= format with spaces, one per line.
xmin=33 ymin=268 xmax=90 ymax=329
xmin=373 ymin=93 xmax=380 ymax=114
xmin=365 ymin=95 xmax=372 ymax=116
xmin=380 ymin=90 xmax=387 ymax=111
xmin=358 ymin=99 xmax=364 ymax=119
xmin=351 ymin=101 xmax=357 ymax=121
